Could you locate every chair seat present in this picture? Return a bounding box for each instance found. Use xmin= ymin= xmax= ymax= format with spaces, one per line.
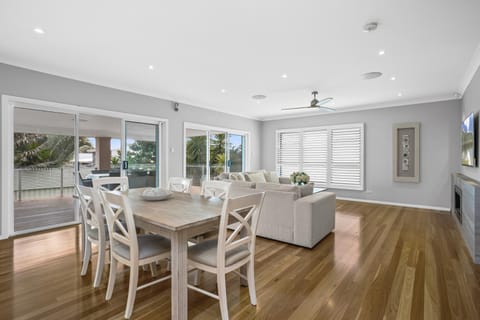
xmin=86 ymin=225 xmax=109 ymax=241
xmin=114 ymin=234 xmax=170 ymax=260
xmin=188 ymin=239 xmax=250 ymax=268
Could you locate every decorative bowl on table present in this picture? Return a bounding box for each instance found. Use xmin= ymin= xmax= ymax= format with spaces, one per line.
xmin=140 ymin=188 xmax=173 ymax=201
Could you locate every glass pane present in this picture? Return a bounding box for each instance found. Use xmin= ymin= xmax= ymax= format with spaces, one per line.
xmin=209 ymin=131 xmax=226 ymax=179
xmin=77 ymin=114 xmax=122 ymax=183
xmin=14 ymin=108 xmax=76 ymax=232
xmin=228 ymin=134 xmax=244 ymax=172
xmin=185 ymin=129 xmax=207 ymax=187
xmin=125 ymin=121 xmax=158 ymax=188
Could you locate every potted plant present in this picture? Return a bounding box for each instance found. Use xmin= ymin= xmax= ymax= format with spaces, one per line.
xmin=290 ymin=172 xmax=310 ymax=185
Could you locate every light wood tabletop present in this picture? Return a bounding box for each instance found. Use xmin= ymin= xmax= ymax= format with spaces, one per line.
xmin=125 ymin=188 xmax=223 ymax=320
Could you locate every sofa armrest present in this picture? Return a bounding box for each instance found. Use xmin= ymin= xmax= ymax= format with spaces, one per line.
xmin=279 ymin=176 xmax=291 ymax=184
xmin=293 ymin=192 xmax=336 ymax=248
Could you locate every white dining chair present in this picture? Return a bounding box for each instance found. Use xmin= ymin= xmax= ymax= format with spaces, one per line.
xmin=168 ymin=177 xmax=192 ymax=193
xmin=99 ymin=190 xmax=171 ymax=319
xmin=201 ymin=180 xmax=231 ymax=199
xmin=92 ymin=176 xmax=129 ymax=192
xmin=76 ymin=184 xmax=108 ymax=288
xmin=187 ymin=192 xmax=265 ymax=320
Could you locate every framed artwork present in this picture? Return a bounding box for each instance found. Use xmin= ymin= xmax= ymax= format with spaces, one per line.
xmin=393 ymin=122 xmax=420 ymax=183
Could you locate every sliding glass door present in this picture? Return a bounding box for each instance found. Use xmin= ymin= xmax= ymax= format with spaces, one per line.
xmin=13 ymin=107 xmax=79 ymax=233
xmin=124 ymin=121 xmax=160 ymax=188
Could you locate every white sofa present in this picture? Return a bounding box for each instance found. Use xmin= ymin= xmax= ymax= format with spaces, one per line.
xmin=228 ymin=180 xmax=336 ymax=248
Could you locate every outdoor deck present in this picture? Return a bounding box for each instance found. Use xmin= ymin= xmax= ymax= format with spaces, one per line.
xmin=14 ymin=197 xmax=76 ymax=232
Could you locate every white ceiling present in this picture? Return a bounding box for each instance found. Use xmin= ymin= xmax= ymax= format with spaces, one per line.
xmin=1 ymin=0 xmax=479 ymax=120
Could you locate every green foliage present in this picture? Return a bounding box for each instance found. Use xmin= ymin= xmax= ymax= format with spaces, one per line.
xmin=14 ymin=133 xmax=92 ymax=168
xmin=126 ymin=140 xmax=156 ymax=167
xmin=210 ymin=134 xmax=226 ymax=176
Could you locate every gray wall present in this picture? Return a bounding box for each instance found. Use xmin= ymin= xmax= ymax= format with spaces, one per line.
xmin=261 ymin=100 xmax=461 ymax=209
xmin=0 ymin=63 xmax=262 ymax=173
xmin=461 ymin=66 xmax=480 ymax=180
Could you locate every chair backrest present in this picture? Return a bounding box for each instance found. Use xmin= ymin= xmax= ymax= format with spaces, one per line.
xmin=92 ymin=176 xmax=129 ymax=192
xmin=201 ymin=180 xmax=231 ymax=199
xmin=78 ymin=172 xmax=93 ymax=187
xmin=168 ymin=177 xmax=192 ymax=193
xmin=75 ymin=184 xmax=106 ymax=242
xmin=98 ymin=190 xmax=138 ymax=262
xmin=217 ymin=192 xmax=265 ymax=268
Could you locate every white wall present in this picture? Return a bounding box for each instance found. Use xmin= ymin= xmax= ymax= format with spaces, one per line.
xmin=261 ymin=100 xmax=461 ymax=209
xmin=461 ymin=65 xmax=480 ymax=180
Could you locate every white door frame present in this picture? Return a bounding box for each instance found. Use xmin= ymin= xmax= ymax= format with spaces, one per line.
xmin=1 ymin=95 xmax=169 ymax=239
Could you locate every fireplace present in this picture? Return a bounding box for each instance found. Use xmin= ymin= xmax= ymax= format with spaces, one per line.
xmin=454 ymin=185 xmax=462 ymax=224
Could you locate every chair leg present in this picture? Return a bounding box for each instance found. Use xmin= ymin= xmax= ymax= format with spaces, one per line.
xmin=93 ymin=244 xmax=106 ymax=287
xmin=106 ymin=258 xmax=117 ymax=300
xmin=217 ymin=273 xmax=229 ymax=320
xmin=246 ymin=261 xmax=257 ymax=305
xmin=149 ymin=262 xmax=158 ymax=277
xmin=125 ymin=263 xmax=139 ymax=319
xmin=81 ymin=241 xmax=91 ymax=276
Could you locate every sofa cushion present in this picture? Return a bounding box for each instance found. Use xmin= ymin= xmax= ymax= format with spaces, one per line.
xmin=245 ymin=172 xmax=267 ymax=183
xmin=255 ymin=182 xmax=300 ymax=199
xmin=230 ymin=180 xmax=255 ymax=189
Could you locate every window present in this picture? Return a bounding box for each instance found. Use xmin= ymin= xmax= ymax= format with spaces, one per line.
xmin=276 ymin=123 xmax=364 ymax=190
xmin=184 ymin=123 xmax=249 ymax=187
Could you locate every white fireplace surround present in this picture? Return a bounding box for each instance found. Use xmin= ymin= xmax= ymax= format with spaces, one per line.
xmin=452 ymin=173 xmax=480 ymax=264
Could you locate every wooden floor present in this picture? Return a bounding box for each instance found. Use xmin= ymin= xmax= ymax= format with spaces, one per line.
xmin=1 ymin=200 xmax=479 ymax=319
xmin=14 ymin=198 xmax=75 ymax=232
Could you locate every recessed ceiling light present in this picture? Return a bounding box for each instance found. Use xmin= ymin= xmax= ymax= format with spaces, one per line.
xmin=252 ymin=94 xmax=267 ymax=100
xmin=378 ymin=50 xmax=385 ymax=56
xmin=148 ymin=65 xmax=155 ymax=70
xmin=397 ymin=92 xmax=403 ymax=97
xmin=363 ymin=22 xmax=378 ymax=33
xmin=281 ymin=74 xmax=288 ymax=79
xmin=362 ymin=72 xmax=383 ymax=80
xmin=33 ymin=27 xmax=45 ymax=35
xmin=221 ymin=89 xmax=226 ymax=93
xmin=390 ymin=76 xmax=396 ymax=81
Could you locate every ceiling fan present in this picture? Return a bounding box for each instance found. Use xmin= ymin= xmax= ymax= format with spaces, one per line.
xmin=282 ymin=91 xmax=334 ymax=112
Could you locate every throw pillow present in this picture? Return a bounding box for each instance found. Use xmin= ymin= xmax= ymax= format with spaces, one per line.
xmin=229 ymin=172 xmax=245 ymax=181
xmin=245 ymin=172 xmax=267 ymax=183
xmin=269 ymin=171 xmax=280 ymax=183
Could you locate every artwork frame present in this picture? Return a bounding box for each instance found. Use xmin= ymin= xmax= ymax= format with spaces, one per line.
xmin=393 ymin=122 xmax=420 ymax=183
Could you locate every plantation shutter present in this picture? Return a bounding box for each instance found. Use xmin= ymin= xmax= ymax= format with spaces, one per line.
xmin=329 ymin=125 xmax=363 ymax=190
xmin=277 ymin=131 xmax=301 ymax=177
xmin=303 ymin=129 xmax=328 ymax=186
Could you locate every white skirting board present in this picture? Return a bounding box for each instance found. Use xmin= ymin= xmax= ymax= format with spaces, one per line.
xmin=336 ymin=197 xmax=450 ymax=212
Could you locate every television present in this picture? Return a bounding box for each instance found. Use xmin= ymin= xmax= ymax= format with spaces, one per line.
xmin=461 ymin=112 xmax=477 ymax=167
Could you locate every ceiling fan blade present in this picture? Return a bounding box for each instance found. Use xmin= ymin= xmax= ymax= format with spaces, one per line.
xmin=316 ymin=97 xmax=334 ymax=105
xmin=282 ymin=106 xmax=315 ymax=111
xmin=317 ymin=106 xmax=336 ymax=112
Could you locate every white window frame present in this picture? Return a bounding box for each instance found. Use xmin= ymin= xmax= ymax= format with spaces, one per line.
xmin=183 ymin=122 xmax=250 ymax=180
xmin=276 ymin=123 xmax=365 ymax=191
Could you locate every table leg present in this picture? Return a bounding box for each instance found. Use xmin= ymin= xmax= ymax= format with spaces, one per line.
xmin=171 ymin=231 xmax=188 ymax=320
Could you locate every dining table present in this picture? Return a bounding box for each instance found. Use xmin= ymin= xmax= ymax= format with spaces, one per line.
xmin=126 ymin=188 xmax=224 ymax=320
